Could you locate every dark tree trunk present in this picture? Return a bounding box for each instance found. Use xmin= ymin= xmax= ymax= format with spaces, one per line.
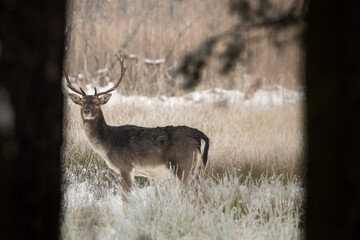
xmin=0 ymin=1 xmax=65 ymax=239
xmin=305 ymin=0 xmax=360 ymax=239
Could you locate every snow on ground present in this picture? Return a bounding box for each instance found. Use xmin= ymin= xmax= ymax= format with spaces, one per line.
xmin=94 ymin=85 xmax=301 ymax=108
xmin=63 ymin=181 xmax=156 ymax=210
xmin=64 ymin=77 xmax=302 ymax=107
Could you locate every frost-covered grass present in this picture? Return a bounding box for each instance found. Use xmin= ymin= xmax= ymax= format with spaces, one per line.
xmin=61 ymin=173 xmax=303 ymax=240
xmin=61 ymin=88 xmax=304 ymax=239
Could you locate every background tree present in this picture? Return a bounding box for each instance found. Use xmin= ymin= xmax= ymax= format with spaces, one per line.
xmin=177 ymin=0 xmax=304 ymax=89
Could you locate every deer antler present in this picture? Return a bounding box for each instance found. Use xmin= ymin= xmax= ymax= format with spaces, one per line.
xmin=64 ymin=69 xmax=87 ymax=96
xmin=95 ymin=55 xmax=126 ymax=96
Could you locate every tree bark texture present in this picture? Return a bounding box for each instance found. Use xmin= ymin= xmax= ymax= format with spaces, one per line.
xmin=0 ymin=1 xmax=65 ymax=239
xmin=305 ymin=0 xmax=360 ymax=239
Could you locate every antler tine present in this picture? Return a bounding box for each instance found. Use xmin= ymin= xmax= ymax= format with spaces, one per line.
xmin=80 ymin=87 xmax=87 ymax=96
xmin=95 ymin=55 xmax=126 ymax=96
xmin=64 ymin=70 xmax=87 ymax=96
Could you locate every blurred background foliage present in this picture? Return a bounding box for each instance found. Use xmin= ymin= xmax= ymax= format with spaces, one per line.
xmin=64 ymin=0 xmax=305 ymax=96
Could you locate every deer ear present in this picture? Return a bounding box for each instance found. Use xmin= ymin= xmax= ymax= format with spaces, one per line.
xmin=99 ymin=94 xmax=112 ymax=105
xmin=68 ymin=93 xmax=82 ymax=105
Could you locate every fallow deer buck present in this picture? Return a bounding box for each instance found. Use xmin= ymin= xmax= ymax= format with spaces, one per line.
xmin=65 ymin=56 xmax=209 ymax=200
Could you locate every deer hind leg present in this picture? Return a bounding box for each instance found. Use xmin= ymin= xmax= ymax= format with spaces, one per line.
xmin=172 ymin=150 xmax=202 ymax=184
xmin=120 ymin=170 xmax=133 ymax=203
xmin=167 ymin=159 xmax=190 ymax=183
xmin=168 ymin=140 xmax=206 ymax=183
xmin=173 ymin=165 xmax=190 ymax=183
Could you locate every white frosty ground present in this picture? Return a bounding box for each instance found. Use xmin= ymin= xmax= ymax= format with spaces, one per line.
xmin=97 ymin=85 xmax=301 ymax=107
xmin=64 ymin=76 xmax=302 ymax=107
xmin=62 ymin=175 xmax=303 ymax=240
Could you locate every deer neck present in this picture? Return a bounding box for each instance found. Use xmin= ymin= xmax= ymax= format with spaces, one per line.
xmin=82 ymin=110 xmax=108 ymax=145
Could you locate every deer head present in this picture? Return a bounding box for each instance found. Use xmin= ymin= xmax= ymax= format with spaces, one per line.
xmin=64 ymin=55 xmax=126 ymax=120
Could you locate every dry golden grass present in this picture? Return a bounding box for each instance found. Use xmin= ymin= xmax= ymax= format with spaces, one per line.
xmin=63 ymin=98 xmax=304 ymax=181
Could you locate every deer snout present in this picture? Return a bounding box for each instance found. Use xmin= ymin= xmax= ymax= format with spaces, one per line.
xmin=82 ymin=108 xmax=94 ymax=120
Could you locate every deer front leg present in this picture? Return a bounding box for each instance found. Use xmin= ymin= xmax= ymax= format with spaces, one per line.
xmin=120 ymin=170 xmax=133 ymax=203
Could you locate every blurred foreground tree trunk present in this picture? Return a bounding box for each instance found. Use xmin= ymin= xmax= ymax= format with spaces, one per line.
xmin=305 ymin=0 xmax=360 ymax=239
xmin=0 ymin=1 xmax=65 ymax=239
